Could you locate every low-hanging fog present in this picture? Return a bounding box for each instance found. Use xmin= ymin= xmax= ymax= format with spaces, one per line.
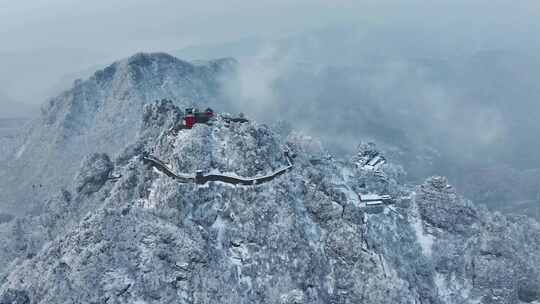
xmin=214 ymin=22 xmax=540 ymax=212
xmin=1 ymin=0 xmax=540 ymax=212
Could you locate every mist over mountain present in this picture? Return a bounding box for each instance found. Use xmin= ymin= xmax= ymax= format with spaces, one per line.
xmin=2 ymin=6 xmax=539 ymax=218
xmin=3 ymin=27 xmax=540 ymax=217
xmin=185 ymin=25 xmax=540 ymax=216
xmin=2 ymin=18 xmax=540 ymax=220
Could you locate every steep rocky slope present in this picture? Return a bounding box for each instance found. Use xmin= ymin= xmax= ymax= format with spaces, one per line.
xmin=0 ymin=53 xmax=235 ymax=214
xmin=1 ymin=101 xmax=539 ymax=304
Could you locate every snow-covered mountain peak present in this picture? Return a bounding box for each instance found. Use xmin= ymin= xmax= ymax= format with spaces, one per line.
xmin=0 ymin=53 xmax=236 ymax=215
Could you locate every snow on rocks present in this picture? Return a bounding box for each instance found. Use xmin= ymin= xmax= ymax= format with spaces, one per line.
xmin=74 ymin=153 xmax=113 ymax=195
xmin=1 ymin=86 xmax=540 ymax=303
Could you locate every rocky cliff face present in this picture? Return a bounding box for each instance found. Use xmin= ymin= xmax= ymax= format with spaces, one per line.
xmin=1 ymin=100 xmax=538 ymax=304
xmin=0 ymin=53 xmax=236 ymax=214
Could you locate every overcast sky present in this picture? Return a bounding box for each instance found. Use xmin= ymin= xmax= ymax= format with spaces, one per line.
xmin=2 ymin=0 xmax=539 ymax=55
xmin=0 ymin=0 xmax=369 ymax=54
xmin=0 ymin=0 xmax=539 ymax=114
